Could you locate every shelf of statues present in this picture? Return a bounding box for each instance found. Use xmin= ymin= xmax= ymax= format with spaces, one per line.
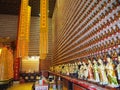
xmin=68 ymin=24 xmax=119 ymax=54
xmin=78 ymin=17 xmax=119 ymax=48
xmin=50 ymin=48 xmax=120 ymax=88
xmin=78 ymin=3 xmax=119 ymax=38
xmin=57 ymin=35 xmax=120 ymax=62
xmin=49 ymin=60 xmax=119 ymax=89
xmin=56 ymin=0 xmax=94 ymax=50
xmin=57 ymin=0 xmax=119 ymax=41
xmin=54 ymin=0 xmax=120 ymax=64
xmin=56 ymin=22 xmax=119 ymax=60
xmin=77 ymin=28 xmax=119 ymax=58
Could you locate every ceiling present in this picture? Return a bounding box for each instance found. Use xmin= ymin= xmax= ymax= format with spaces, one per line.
xmin=0 ymin=0 xmax=56 ymax=17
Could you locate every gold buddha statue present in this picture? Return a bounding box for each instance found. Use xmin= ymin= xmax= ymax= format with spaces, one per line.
xmin=116 ymin=48 xmax=120 ymax=84
xmin=106 ymin=55 xmax=119 ymax=87
xmin=111 ymin=38 xmax=115 ymax=47
xmin=93 ymin=59 xmax=100 ymax=82
xmin=98 ymin=58 xmax=108 ymax=85
xmin=78 ymin=62 xmax=82 ymax=79
xmin=88 ymin=60 xmax=94 ymax=81
xmin=112 ymin=49 xmax=118 ymax=59
xmin=116 ymin=36 xmax=120 ymax=46
xmin=83 ymin=62 xmax=88 ymax=80
xmin=79 ymin=62 xmax=84 ymax=79
xmin=65 ymin=64 xmax=69 ymax=75
xmin=115 ymin=25 xmax=119 ymax=33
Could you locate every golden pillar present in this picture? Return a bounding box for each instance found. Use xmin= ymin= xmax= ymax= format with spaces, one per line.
xmin=40 ymin=0 xmax=48 ymax=59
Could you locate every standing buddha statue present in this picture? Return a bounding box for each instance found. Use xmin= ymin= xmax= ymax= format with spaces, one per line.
xmin=68 ymin=64 xmax=71 ymax=75
xmin=83 ymin=62 xmax=88 ymax=80
xmin=61 ymin=65 xmax=65 ymax=74
xmin=93 ymin=59 xmax=100 ymax=82
xmin=79 ymin=63 xmax=84 ymax=79
xmin=98 ymin=58 xmax=108 ymax=85
xmin=88 ymin=60 xmax=94 ymax=81
xmin=78 ymin=61 xmax=82 ymax=79
xmin=106 ymin=55 xmax=119 ymax=87
xmin=66 ymin=64 xmax=69 ymax=75
xmin=69 ymin=64 xmax=72 ymax=76
xmin=70 ymin=64 xmax=74 ymax=76
xmin=116 ymin=48 xmax=120 ymax=84
xmin=74 ymin=63 xmax=78 ymax=73
xmin=74 ymin=62 xmax=78 ymax=78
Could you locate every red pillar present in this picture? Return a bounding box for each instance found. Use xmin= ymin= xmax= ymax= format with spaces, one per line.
xmin=14 ymin=57 xmax=21 ymax=80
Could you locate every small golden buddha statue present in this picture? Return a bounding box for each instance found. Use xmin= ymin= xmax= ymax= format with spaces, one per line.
xmin=66 ymin=64 xmax=69 ymax=75
xmin=116 ymin=0 xmax=120 ymax=6
xmin=79 ymin=62 xmax=84 ymax=79
xmin=105 ymin=9 xmax=109 ymax=16
xmin=111 ymin=27 xmax=116 ymax=35
xmin=69 ymin=64 xmax=73 ymax=74
xmin=93 ymin=59 xmax=100 ymax=82
xmin=112 ymin=2 xmax=117 ymax=10
xmin=112 ymin=49 xmax=118 ymax=59
xmin=111 ymin=38 xmax=115 ymax=47
xmin=115 ymin=25 xmax=120 ymax=33
xmin=108 ymin=7 xmax=112 ymax=13
xmin=78 ymin=62 xmax=82 ymax=79
xmin=107 ymin=20 xmax=110 ymax=26
xmin=116 ymin=36 xmax=120 ymax=46
xmin=88 ymin=60 xmax=94 ymax=81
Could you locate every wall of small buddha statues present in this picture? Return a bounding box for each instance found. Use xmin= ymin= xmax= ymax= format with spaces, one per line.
xmin=51 ymin=0 xmax=120 ymax=88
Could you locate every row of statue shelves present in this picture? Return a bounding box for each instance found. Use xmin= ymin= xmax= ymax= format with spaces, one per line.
xmin=55 ymin=3 xmax=120 ymax=56
xmin=50 ymin=48 xmax=120 ymax=88
xmin=53 ymin=44 xmax=120 ymax=65
xmin=52 ymin=0 xmax=120 ymax=65
xmin=50 ymin=46 xmax=120 ymax=88
xmin=56 ymin=0 xmax=119 ymax=45
xmin=56 ymin=0 xmax=119 ymax=48
xmin=48 ymin=71 xmax=119 ymax=90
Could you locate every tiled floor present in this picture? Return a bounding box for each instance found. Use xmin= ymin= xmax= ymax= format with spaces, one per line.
xmin=7 ymin=83 xmax=33 ymax=90
xmin=7 ymin=82 xmax=56 ymax=90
